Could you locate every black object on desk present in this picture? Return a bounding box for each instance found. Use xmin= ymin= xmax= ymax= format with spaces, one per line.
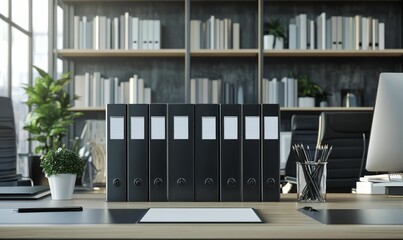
xmin=299 ymin=207 xmax=403 ymax=225
xmin=17 ymin=206 xmax=83 ymax=213
xmin=0 ymin=186 xmax=50 ymax=200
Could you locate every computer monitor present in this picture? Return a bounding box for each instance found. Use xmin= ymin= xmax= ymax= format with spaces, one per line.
xmin=366 ymin=73 xmax=403 ymax=174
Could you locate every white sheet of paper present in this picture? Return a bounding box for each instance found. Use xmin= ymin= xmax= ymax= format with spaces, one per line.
xmin=174 ymin=116 xmax=188 ymax=140
xmin=110 ymin=116 xmax=124 ymax=140
xmin=245 ymin=116 xmax=260 ymax=140
xmin=131 ymin=117 xmax=144 ymax=140
xmin=139 ymin=208 xmax=262 ymax=223
xmin=264 ymin=116 xmax=279 ymax=140
xmin=202 ymin=117 xmax=216 ymax=140
xmin=224 ymin=116 xmax=238 ymax=140
xmin=151 ymin=116 xmax=165 ymax=140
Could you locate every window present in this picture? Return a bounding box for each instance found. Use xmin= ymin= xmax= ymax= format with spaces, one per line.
xmin=1 ymin=0 xmax=51 ymax=176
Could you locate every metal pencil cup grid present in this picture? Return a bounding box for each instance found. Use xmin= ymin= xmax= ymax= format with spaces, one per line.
xmin=292 ymin=144 xmax=332 ymax=203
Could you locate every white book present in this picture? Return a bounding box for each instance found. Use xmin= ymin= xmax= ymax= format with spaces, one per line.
xmin=142 ymin=20 xmax=148 ymax=49
xmin=112 ymin=17 xmax=119 ymax=50
xmin=372 ymin=18 xmax=379 ymax=50
xmin=367 ymin=17 xmax=372 ymax=49
xmin=73 ymin=16 xmax=80 ymax=49
xmin=100 ymin=77 xmax=105 ymax=107
xmin=106 ymin=18 xmax=111 ymax=50
xmin=379 ymin=22 xmax=385 ymax=50
xmin=99 ymin=16 xmax=107 ymax=50
xmin=123 ymin=81 xmax=130 ymax=104
xmin=331 ymin=16 xmax=338 ymax=50
xmin=233 ymin=23 xmax=240 ymax=50
xmin=326 ymin=18 xmax=332 ymax=49
xmin=237 ymin=85 xmax=244 ymax=104
xmin=337 ymin=16 xmax=343 ymax=50
xmin=190 ymin=20 xmax=201 ymax=50
xmin=219 ymin=19 xmax=225 ymax=50
xmin=84 ymin=73 xmax=91 ymax=107
xmin=120 ymin=15 xmax=125 ymax=49
xmin=104 ymin=77 xmax=113 ymax=105
xmin=82 ymin=16 xmax=87 ymax=49
xmin=202 ymin=78 xmax=209 ymax=104
xmin=210 ymin=15 xmax=215 ymax=49
xmin=137 ymin=78 xmax=144 ymax=103
xmin=318 ymin=12 xmax=326 ymax=50
xmin=342 ymin=17 xmax=349 ymax=49
xmin=355 ymin=15 xmax=362 ymax=50
xmin=289 ymin=19 xmax=297 ymax=49
xmin=153 ymin=20 xmax=161 ymax=49
xmin=190 ymin=78 xmax=196 ymax=104
xmin=224 ymin=19 xmax=229 ymax=49
xmin=93 ymin=72 xmax=102 ymax=107
xmin=269 ymin=78 xmax=278 ymax=104
xmin=124 ymin=12 xmax=130 ymax=50
xmin=129 ymin=75 xmax=138 ymax=104
xmin=228 ymin=19 xmax=232 ymax=49
xmin=309 ymin=19 xmax=315 ymax=49
xmin=298 ymin=14 xmax=307 ymax=49
xmin=215 ymin=18 xmax=220 ymax=50
xmin=74 ymin=75 xmax=85 ymax=107
xmin=197 ymin=78 xmax=203 ymax=103
xmin=361 ymin=17 xmax=368 ymax=50
xmin=132 ymin=17 xmax=139 ymax=49
xmin=86 ymin=20 xmax=93 ymax=49
xmin=211 ymin=79 xmax=221 ymax=104
xmin=144 ymin=88 xmax=152 ymax=104
xmin=148 ymin=20 xmax=155 ymax=50
xmin=79 ymin=20 xmax=84 ymax=49
xmin=113 ymin=77 xmax=120 ymax=104
xmin=350 ymin=17 xmax=355 ymax=50
xmin=138 ymin=19 xmax=143 ymax=49
xmin=278 ymin=81 xmax=285 ymax=107
xmin=93 ymin=16 xmax=100 ymax=50
xmin=287 ymin=78 xmax=296 ymax=107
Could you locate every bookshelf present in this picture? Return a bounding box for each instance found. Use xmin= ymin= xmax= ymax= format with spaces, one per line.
xmin=58 ymin=0 xmax=402 ymax=118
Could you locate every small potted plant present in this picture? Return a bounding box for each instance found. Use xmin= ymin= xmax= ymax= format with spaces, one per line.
xmin=41 ymin=148 xmax=85 ymax=200
xmin=23 ymin=66 xmax=82 ymax=185
xmin=264 ymin=19 xmax=286 ymax=49
xmin=296 ymin=74 xmax=322 ymax=107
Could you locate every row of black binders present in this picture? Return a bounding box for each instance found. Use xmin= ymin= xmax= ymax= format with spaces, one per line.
xmin=106 ymin=104 xmax=280 ymax=202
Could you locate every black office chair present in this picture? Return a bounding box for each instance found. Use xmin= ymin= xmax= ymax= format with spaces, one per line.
xmin=317 ymin=111 xmax=373 ymax=193
xmin=284 ymin=115 xmax=319 ymax=193
xmin=0 ymin=97 xmax=22 ymax=186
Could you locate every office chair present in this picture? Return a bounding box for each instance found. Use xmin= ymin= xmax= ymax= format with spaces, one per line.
xmin=284 ymin=115 xmax=319 ymax=193
xmin=317 ymin=111 xmax=373 ymax=193
xmin=0 ymin=97 xmax=33 ymax=186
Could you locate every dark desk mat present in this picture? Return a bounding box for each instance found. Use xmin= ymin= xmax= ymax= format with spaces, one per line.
xmin=0 ymin=209 xmax=147 ymax=224
xmin=299 ymin=208 xmax=403 ymax=225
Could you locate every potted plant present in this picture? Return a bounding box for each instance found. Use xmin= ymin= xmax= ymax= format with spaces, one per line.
xmin=264 ymin=19 xmax=286 ymax=49
xmin=22 ymin=66 xmax=82 ymax=184
xmin=41 ymin=148 xmax=85 ymax=200
xmin=296 ymin=74 xmax=322 ymax=107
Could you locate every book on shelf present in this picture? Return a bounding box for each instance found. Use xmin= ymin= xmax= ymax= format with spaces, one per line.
xmin=74 ymin=72 xmax=152 ymax=108
xmin=263 ymin=77 xmax=297 ymax=107
xmin=288 ymin=12 xmax=385 ymax=51
xmin=73 ymin=13 xmax=161 ymax=50
xmin=190 ymin=16 xmax=240 ymax=50
xmin=189 ymin=78 xmax=243 ymax=104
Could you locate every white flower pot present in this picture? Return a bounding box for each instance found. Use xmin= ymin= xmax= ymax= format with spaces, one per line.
xmin=48 ymin=174 xmax=77 ymax=200
xmin=298 ymin=97 xmax=315 ymax=107
xmin=274 ymin=37 xmax=284 ymax=49
xmin=264 ymin=35 xmax=275 ymax=50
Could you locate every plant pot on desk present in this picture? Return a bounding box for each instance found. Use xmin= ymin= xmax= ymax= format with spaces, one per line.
xmin=47 ymin=174 xmax=77 ymax=200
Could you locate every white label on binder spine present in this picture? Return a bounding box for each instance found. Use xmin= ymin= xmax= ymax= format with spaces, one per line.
xmin=131 ymin=117 xmax=144 ymax=140
xmin=110 ymin=116 xmax=124 ymax=140
xmin=202 ymin=117 xmax=216 ymax=140
xmin=174 ymin=116 xmax=188 ymax=140
xmin=151 ymin=116 xmax=165 ymax=140
xmin=224 ymin=116 xmax=238 ymax=140
xmin=264 ymin=116 xmax=278 ymax=140
xmin=245 ymin=116 xmax=260 ymax=140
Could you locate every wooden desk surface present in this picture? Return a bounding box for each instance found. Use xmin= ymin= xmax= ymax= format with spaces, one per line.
xmin=0 ymin=191 xmax=403 ymax=239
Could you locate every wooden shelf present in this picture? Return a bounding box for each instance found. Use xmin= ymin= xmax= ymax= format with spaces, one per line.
xmin=56 ymin=49 xmax=186 ymax=58
xmin=191 ymin=49 xmax=259 ymax=57
xmin=264 ymin=49 xmax=403 ymax=57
